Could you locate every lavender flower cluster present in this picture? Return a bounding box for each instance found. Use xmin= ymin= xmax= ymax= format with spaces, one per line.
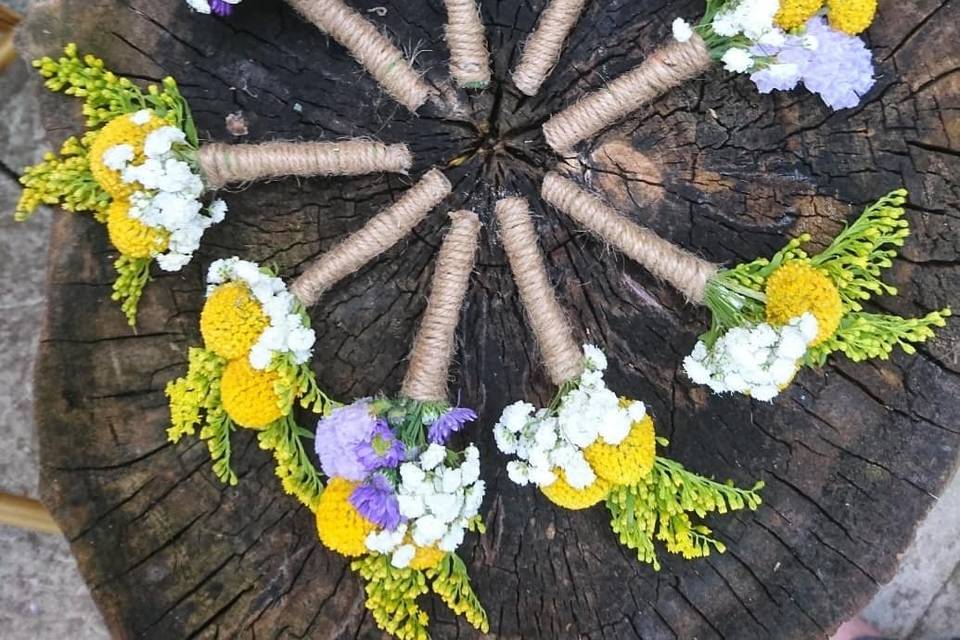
xmin=314 ymin=398 xmax=486 ymax=568
xmin=750 ymin=16 xmax=875 ymax=110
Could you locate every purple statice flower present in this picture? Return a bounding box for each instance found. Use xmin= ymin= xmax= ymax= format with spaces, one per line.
xmin=354 ymin=420 xmax=406 ymax=472
xmin=350 ymin=475 xmax=402 ymax=530
xmin=315 ymin=399 xmax=379 ymax=481
xmin=798 ymin=16 xmax=875 ymax=110
xmin=427 ymin=406 xmax=478 ymax=444
xmin=749 ymin=17 xmax=875 ymax=110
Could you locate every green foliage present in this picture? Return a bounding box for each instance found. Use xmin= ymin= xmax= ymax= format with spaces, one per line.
xmin=608 ymin=450 xmax=763 ymax=571
xmin=426 ymin=554 xmax=490 ymax=633
xmin=373 ymin=396 xmax=452 ymax=449
xmin=811 ymin=189 xmax=909 ymax=310
xmin=257 ymin=413 xmax=326 ymax=510
xmin=15 ymin=134 xmax=109 ymax=221
xmin=33 ymin=43 xmax=197 ymax=144
xmin=807 ymin=308 xmax=951 ymax=366
xmin=165 ymin=347 xmax=237 ymax=486
xmin=352 ymin=554 xmax=431 ymax=640
xmin=111 ymin=255 xmax=152 ymax=327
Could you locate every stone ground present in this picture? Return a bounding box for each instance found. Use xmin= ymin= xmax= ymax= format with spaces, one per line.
xmin=0 ymin=2 xmax=958 ymax=637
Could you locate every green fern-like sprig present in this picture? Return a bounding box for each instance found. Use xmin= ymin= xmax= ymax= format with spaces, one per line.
xmin=608 ymin=448 xmax=763 ymax=570
xmin=426 ymin=554 xmax=490 ymax=633
xmin=352 ymin=555 xmax=431 ymax=640
xmin=111 ymin=255 xmax=152 ymax=327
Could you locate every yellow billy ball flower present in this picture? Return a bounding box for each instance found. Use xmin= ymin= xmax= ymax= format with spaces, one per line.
xmin=200 ymin=282 xmax=270 ymax=360
xmin=827 ymin=0 xmax=877 ymax=34
xmin=89 ymin=112 xmax=166 ymax=198
xmin=540 ymin=470 xmax=610 ymax=510
xmin=220 ymin=358 xmax=283 ymax=429
xmin=409 ymin=545 xmax=445 ymax=570
xmin=584 ymin=414 xmax=656 ymax=486
xmin=315 ymin=477 xmax=377 ymax=557
xmin=765 ymin=261 xmax=844 ymax=346
xmin=106 ymin=199 xmax=168 ymax=258
xmin=775 ymin=0 xmax=824 ymax=30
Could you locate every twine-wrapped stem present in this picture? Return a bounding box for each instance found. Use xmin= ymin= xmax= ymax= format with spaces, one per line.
xmin=290 ymin=168 xmax=452 ymax=306
xmin=401 ymin=211 xmax=481 ymax=403
xmin=512 ymin=0 xmax=587 ymax=97
xmin=495 ymin=197 xmax=584 ymax=386
xmin=285 ymin=0 xmax=434 ymax=112
xmin=443 ymin=0 xmax=491 ymax=87
xmin=542 ymin=173 xmax=718 ymax=303
xmin=543 ymin=34 xmax=712 ymax=154
xmin=197 ymin=140 xmax=412 ymax=190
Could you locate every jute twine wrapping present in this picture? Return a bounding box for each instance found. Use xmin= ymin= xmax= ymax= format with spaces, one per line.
xmin=495 ymin=197 xmax=585 ymax=385
xmin=401 ymin=210 xmax=481 ymax=402
xmin=443 ymin=0 xmax=491 ymax=87
xmin=542 ymin=34 xmax=712 ymax=153
xmin=512 ymin=0 xmax=587 ymax=97
xmin=198 ymin=140 xmax=412 ymax=190
xmin=542 ymin=172 xmax=718 ymax=303
xmin=286 ymin=0 xmax=434 ymax=112
xmin=290 ymin=168 xmax=452 ymax=306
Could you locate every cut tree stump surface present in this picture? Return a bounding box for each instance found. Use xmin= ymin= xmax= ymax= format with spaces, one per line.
xmin=19 ymin=0 xmax=960 ymax=638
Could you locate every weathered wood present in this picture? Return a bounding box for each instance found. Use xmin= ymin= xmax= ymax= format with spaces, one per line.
xmin=20 ymin=0 xmax=960 ymax=638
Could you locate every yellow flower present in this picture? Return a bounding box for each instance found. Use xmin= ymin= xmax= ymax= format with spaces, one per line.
xmin=827 ymin=0 xmax=877 ymax=34
xmin=765 ymin=261 xmax=844 ymax=346
xmin=200 ymin=282 xmax=270 ymax=360
xmin=775 ymin=0 xmax=824 ymax=30
xmin=106 ymin=199 xmax=168 ymax=258
xmin=315 ymin=477 xmax=377 ymax=557
xmin=409 ymin=545 xmax=445 ymax=570
xmin=584 ymin=413 xmax=656 ymax=486
xmin=88 ymin=111 xmax=166 ymax=198
xmin=220 ymin=358 xmax=283 ymax=428
xmin=540 ymin=469 xmax=610 ymax=510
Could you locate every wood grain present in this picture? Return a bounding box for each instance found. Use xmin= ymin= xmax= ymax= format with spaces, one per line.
xmin=18 ymin=0 xmax=960 ymax=638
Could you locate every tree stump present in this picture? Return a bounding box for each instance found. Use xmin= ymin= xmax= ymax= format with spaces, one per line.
xmin=20 ymin=0 xmax=960 ymax=638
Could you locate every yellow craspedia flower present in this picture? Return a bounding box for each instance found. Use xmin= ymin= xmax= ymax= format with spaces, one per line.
xmin=200 ymin=282 xmax=270 ymax=360
xmin=827 ymin=0 xmax=877 ymax=34
xmin=315 ymin=477 xmax=377 ymax=557
xmin=88 ymin=111 xmax=166 ymax=198
xmin=409 ymin=545 xmax=445 ymax=570
xmin=765 ymin=261 xmax=844 ymax=346
xmin=106 ymin=199 xmax=168 ymax=258
xmin=220 ymin=358 xmax=283 ymax=429
xmin=775 ymin=0 xmax=824 ymax=30
xmin=540 ymin=469 xmax=610 ymax=510
xmin=584 ymin=414 xmax=656 ymax=486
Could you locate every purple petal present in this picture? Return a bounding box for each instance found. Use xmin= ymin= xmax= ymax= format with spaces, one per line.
xmin=427 ymin=406 xmax=478 ymax=444
xmin=350 ymin=476 xmax=402 ymax=530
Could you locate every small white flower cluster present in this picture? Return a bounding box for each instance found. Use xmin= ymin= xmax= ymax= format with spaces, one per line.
xmin=683 ymin=312 xmax=819 ymax=401
xmin=365 ymin=444 xmax=484 ymax=569
xmin=673 ymin=1 xmax=807 ymax=73
xmin=104 ymin=110 xmax=226 ymax=271
xmin=207 ymin=257 xmax=316 ymax=368
xmin=494 ymin=345 xmax=647 ymax=490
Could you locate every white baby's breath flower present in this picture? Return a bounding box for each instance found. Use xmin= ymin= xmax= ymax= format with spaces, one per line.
xmin=131 ymin=109 xmax=152 ymax=125
xmin=582 ymin=344 xmax=608 ymax=371
xmin=390 ymin=544 xmax=416 ymax=569
xmin=506 ymin=461 xmax=531 ymax=485
xmin=722 ymin=48 xmax=755 ymax=73
xmin=144 ymin=126 xmax=187 ymax=158
xmin=102 ymin=144 xmax=135 ymax=170
xmin=672 ymin=18 xmax=694 ymax=43
xmin=420 ymin=443 xmax=447 ymax=471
